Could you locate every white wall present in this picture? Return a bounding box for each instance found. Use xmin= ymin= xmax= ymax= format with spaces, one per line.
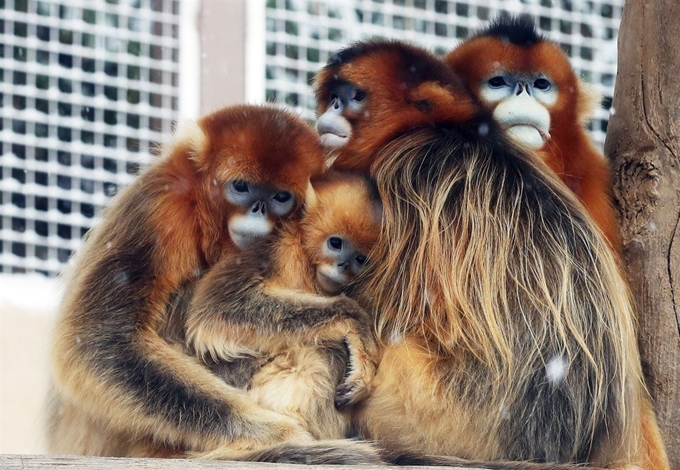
xmin=0 ymin=275 xmax=61 ymax=454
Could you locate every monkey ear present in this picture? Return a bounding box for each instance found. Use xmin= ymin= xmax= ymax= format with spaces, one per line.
xmin=407 ymin=82 xmax=449 ymax=113
xmin=371 ymin=199 xmax=383 ymax=225
xmin=168 ymin=119 xmax=209 ymax=166
xmin=407 ymin=82 xmax=469 ymax=115
xmin=303 ymin=180 xmax=318 ymax=215
xmin=575 ymin=80 xmax=603 ymax=126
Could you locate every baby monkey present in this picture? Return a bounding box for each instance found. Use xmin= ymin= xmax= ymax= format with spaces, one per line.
xmin=174 ymin=172 xmax=382 ymax=445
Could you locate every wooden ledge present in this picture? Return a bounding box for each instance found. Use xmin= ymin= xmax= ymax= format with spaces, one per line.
xmin=0 ymin=454 xmax=487 ymax=470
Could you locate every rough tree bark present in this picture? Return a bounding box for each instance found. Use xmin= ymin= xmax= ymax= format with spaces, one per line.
xmin=604 ymin=1 xmax=680 ymax=467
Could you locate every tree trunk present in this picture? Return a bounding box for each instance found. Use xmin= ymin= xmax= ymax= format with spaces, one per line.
xmin=604 ymin=1 xmax=680 ymax=467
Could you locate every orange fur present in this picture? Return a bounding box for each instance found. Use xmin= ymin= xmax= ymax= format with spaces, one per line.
xmin=315 ymin=42 xmax=478 ymax=172
xmin=302 ymin=172 xmax=382 ymax=269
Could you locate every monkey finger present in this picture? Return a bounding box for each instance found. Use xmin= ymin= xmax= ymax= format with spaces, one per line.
xmin=334 ymin=383 xmax=355 ymax=410
xmin=334 ymin=370 xmax=373 ymax=410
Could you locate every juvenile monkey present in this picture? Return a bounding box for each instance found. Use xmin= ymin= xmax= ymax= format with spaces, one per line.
xmin=47 ymin=105 xmax=339 ymax=457
xmin=186 ymin=172 xmax=382 ymax=443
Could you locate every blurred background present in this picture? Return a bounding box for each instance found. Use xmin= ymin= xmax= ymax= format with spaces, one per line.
xmin=0 ymin=0 xmax=623 ymax=455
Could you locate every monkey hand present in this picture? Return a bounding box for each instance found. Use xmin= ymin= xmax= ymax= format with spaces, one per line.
xmin=191 ymin=408 xmax=314 ymax=459
xmin=329 ymin=298 xmax=378 ymax=410
xmin=250 ymin=408 xmax=315 ymax=445
xmin=334 ymin=337 xmax=377 ymax=410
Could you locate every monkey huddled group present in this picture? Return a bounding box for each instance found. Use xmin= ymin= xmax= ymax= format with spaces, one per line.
xmin=47 ymin=15 xmax=670 ymax=470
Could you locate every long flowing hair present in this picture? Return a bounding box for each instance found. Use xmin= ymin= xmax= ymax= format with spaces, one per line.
xmin=359 ymin=126 xmax=642 ymax=460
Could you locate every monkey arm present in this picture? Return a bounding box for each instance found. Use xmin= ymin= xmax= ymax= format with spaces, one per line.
xmin=52 ymin=281 xmax=312 ymax=455
xmin=566 ymin=149 xmax=622 ymax=255
xmin=188 ymin=244 xmax=373 ymax=332
xmin=185 ymin=252 xmax=378 ymax=407
xmin=252 ymin=284 xmax=378 ymax=408
xmin=49 ymin=196 xmax=312 ymax=455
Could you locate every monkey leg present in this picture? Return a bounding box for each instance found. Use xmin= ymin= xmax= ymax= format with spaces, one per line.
xmin=355 ymin=338 xmax=670 ymax=470
xmin=189 ymin=282 xmax=379 ymax=409
xmin=629 ymin=394 xmax=669 ymax=470
xmin=46 ymin=387 xmax=133 ymax=456
xmin=582 ymin=390 xmax=669 ymax=470
xmin=50 ymin=323 xmax=313 ymax=455
xmin=354 ymin=337 xmax=501 ymax=459
xmin=247 ymin=345 xmax=351 ymax=440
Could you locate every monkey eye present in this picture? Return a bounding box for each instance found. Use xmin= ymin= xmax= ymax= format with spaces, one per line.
xmin=534 ymin=78 xmax=551 ymax=91
xmin=355 ymin=254 xmax=367 ymax=265
xmin=272 ymin=191 xmax=292 ymax=203
xmin=487 ymin=76 xmax=508 ymax=88
xmin=328 ymin=237 xmax=343 ymax=251
xmin=232 ymin=180 xmax=249 ymax=193
xmin=352 ymin=89 xmax=366 ymax=102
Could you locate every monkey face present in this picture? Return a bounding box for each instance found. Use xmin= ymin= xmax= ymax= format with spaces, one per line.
xmin=479 ymin=73 xmax=555 ymax=148
xmin=302 ymin=172 xmax=382 ymax=294
xmin=316 ymin=82 xmax=367 ymax=150
xmin=225 ymin=179 xmax=296 ymax=249
xmin=193 ymin=105 xmax=325 ymax=250
xmin=315 ymin=235 xmax=369 ymax=295
xmin=314 ymin=41 xmax=477 ymax=172
xmin=445 ymin=23 xmax=581 ymax=151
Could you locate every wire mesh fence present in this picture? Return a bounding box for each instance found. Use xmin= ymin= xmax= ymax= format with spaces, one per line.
xmin=1 ymin=0 xmax=623 ymax=276
xmin=0 ymin=0 xmax=180 ymax=275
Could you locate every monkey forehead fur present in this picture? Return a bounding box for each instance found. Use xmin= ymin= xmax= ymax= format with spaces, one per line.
xmin=194 ymin=105 xmax=325 ymax=198
xmin=316 ymin=39 xmax=468 ymax=109
xmin=303 ymin=172 xmax=382 ymax=255
xmin=477 ymin=14 xmax=544 ymax=47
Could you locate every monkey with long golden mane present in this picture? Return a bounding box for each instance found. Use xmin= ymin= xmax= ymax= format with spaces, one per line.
xmin=445 ymin=15 xmax=621 ymax=254
xmin=46 ymin=105 xmax=381 ymax=459
xmin=313 ymin=39 xmax=669 ymax=469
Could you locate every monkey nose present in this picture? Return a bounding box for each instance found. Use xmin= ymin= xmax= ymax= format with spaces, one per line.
xmin=337 ymin=262 xmax=349 ymax=270
xmin=515 ymin=82 xmax=533 ymax=97
xmin=251 ymin=201 xmax=267 ymax=215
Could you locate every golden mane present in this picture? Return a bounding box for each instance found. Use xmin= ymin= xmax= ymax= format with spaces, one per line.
xmin=359 ymin=127 xmax=642 ymax=455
